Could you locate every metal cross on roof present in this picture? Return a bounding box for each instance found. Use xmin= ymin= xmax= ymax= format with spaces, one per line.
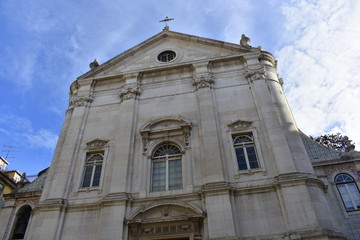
xmin=159 ymin=16 xmax=174 ymax=30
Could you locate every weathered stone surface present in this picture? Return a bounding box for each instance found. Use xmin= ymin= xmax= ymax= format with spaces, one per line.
xmin=2 ymin=30 xmax=353 ymax=240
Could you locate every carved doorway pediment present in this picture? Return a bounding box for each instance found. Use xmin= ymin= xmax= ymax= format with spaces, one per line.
xmin=126 ymin=203 xmax=204 ymax=240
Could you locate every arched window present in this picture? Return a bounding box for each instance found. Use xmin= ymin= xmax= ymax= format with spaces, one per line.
xmin=233 ymin=134 xmax=259 ymax=170
xmin=81 ymin=152 xmax=103 ymax=188
xmin=151 ymin=144 xmax=182 ymax=192
xmin=335 ymin=174 xmax=360 ymax=211
xmin=11 ymin=205 xmax=32 ymax=239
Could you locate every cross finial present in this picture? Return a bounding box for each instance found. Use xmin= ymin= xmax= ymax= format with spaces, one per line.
xmin=159 ymin=16 xmax=174 ymax=30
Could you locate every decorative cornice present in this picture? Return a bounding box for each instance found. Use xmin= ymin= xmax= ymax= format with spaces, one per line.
xmin=259 ymin=51 xmax=276 ymax=66
xmin=192 ymin=73 xmax=215 ymax=90
xmin=199 ymin=181 xmax=233 ymax=196
xmin=119 ymin=85 xmax=142 ymax=102
xmin=68 ymin=95 xmax=93 ymax=109
xmin=100 ymin=192 xmax=132 ymax=206
xmin=273 ymin=172 xmax=328 ymax=192
xmin=4 ymin=191 xmax=42 ymax=200
xmin=38 ymin=198 xmax=68 ymax=207
xmin=32 ymin=198 xmax=68 ymax=214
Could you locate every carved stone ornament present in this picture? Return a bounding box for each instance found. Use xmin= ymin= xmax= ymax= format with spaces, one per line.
xmin=15 ymin=198 xmax=39 ymax=206
xmin=69 ymin=95 xmax=94 ymax=108
xmin=126 ymin=203 xmax=204 ymax=239
xmin=324 ymin=164 xmax=357 ymax=175
xmin=119 ymin=85 xmax=141 ymax=102
xmin=140 ymin=116 xmax=192 ymax=153
xmin=228 ymin=120 xmax=252 ymax=130
xmin=192 ymin=73 xmax=215 ymax=90
xmin=86 ymin=139 xmax=109 ymax=150
xmin=89 ymin=59 xmax=99 ymax=70
xmin=243 ymin=67 xmax=265 ymax=83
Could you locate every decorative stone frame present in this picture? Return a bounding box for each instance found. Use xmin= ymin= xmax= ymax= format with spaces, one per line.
xmin=152 ymin=48 xmax=184 ymax=65
xmin=77 ymin=139 xmax=110 ymax=193
xmin=139 ymin=116 xmax=192 ymax=197
xmin=126 ymin=202 xmax=204 ymax=240
xmin=226 ymin=120 xmax=266 ymax=178
xmin=140 ymin=116 xmax=192 ymax=155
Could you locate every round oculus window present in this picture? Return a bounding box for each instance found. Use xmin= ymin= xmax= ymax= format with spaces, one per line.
xmin=157 ymin=50 xmax=176 ymax=62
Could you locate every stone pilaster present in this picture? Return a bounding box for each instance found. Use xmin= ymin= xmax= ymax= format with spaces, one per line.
xmin=243 ymin=61 xmax=298 ymax=175
xmin=96 ymin=193 xmax=131 ymax=240
xmin=108 ymin=73 xmax=141 ymax=193
xmin=243 ymin=52 xmax=339 ymax=237
xmin=28 ymin=78 xmax=95 ymax=239
xmin=200 ymin=182 xmax=237 ymax=239
xmin=192 ymin=63 xmax=226 ymax=184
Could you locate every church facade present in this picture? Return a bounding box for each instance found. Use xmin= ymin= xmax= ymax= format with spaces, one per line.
xmin=1 ymin=29 xmax=359 ymax=240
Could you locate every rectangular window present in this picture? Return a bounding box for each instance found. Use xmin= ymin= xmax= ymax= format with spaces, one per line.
xmin=81 ymin=152 xmax=104 ymax=188
xmin=233 ymin=134 xmax=260 ymax=171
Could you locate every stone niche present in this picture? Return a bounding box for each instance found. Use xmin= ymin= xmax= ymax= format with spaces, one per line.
xmin=126 ymin=203 xmax=204 ymax=240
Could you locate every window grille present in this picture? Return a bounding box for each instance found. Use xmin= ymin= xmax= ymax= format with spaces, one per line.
xmin=157 ymin=51 xmax=176 ymax=62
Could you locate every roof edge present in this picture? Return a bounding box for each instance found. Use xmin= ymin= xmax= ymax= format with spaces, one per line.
xmin=77 ymin=30 xmax=259 ymax=80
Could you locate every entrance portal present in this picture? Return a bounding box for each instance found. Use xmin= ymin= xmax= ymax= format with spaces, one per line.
xmin=127 ymin=203 xmax=204 ymax=240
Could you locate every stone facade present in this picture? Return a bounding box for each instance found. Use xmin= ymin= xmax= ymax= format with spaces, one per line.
xmin=2 ymin=29 xmax=360 ymax=240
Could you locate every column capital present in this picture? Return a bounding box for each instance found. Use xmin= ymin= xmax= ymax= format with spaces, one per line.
xmin=243 ymin=67 xmax=266 ymax=83
xmin=68 ymin=95 xmax=94 ymax=109
xmin=119 ymin=85 xmax=141 ymax=102
xmin=192 ymin=73 xmax=215 ymax=90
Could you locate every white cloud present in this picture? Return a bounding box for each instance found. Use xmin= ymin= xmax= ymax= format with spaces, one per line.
xmin=0 ymin=114 xmax=58 ymax=150
xmin=24 ymin=129 xmax=58 ymax=149
xmin=221 ymin=1 xmax=254 ymax=43
xmin=276 ymin=0 xmax=360 ymax=147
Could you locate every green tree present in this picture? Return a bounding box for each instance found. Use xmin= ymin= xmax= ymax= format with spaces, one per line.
xmin=310 ymin=133 xmax=355 ymax=152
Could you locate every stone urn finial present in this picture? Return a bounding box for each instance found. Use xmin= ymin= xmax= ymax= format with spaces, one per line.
xmin=89 ymin=59 xmax=99 ymax=69
xmin=240 ymin=34 xmax=251 ymax=48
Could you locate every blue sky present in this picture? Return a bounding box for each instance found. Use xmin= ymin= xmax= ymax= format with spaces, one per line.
xmin=1 ymin=0 xmax=359 ymax=176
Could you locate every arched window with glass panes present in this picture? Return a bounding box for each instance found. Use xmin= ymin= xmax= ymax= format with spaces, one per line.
xmin=335 ymin=173 xmax=360 ymax=211
xmin=81 ymin=152 xmax=103 ymax=188
xmin=151 ymin=144 xmax=182 ymax=192
xmin=233 ymin=134 xmax=259 ymax=170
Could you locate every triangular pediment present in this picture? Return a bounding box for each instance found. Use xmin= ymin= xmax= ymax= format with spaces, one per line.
xmin=86 ymin=139 xmax=109 ymax=150
xmin=78 ymin=30 xmax=256 ymax=80
xmin=228 ymin=120 xmax=252 ymax=129
xmin=140 ymin=116 xmax=192 ymax=134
